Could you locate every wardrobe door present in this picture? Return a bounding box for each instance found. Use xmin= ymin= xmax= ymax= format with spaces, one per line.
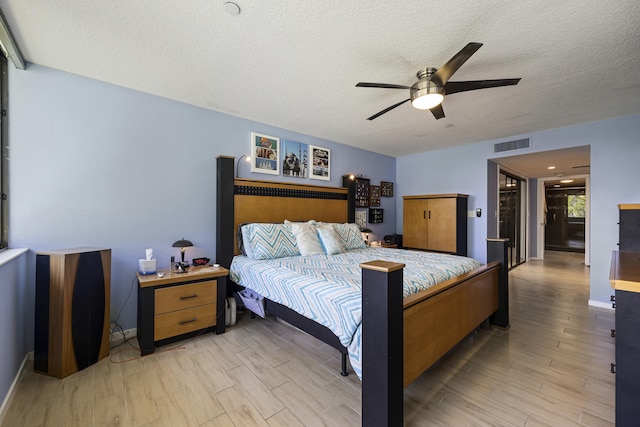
xmin=403 ymin=198 xmax=429 ymax=249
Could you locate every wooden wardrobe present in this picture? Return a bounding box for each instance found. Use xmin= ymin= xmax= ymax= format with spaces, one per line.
xmin=402 ymin=194 xmax=468 ymax=256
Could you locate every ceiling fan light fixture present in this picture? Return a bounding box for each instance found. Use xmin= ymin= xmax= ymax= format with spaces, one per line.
xmin=410 ymin=77 xmax=444 ymax=110
xmin=411 ymin=92 xmax=444 ymax=110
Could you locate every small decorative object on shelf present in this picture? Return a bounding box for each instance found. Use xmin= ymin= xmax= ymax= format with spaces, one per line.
xmin=355 ymin=177 xmax=370 ymax=207
xmin=369 ymin=208 xmax=384 ymax=224
xmin=370 ymin=185 xmax=381 ymax=207
xmin=381 ymin=181 xmax=394 ymax=197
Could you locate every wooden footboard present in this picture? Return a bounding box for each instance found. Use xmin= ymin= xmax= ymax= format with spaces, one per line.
xmin=361 ymin=240 xmax=508 ymax=427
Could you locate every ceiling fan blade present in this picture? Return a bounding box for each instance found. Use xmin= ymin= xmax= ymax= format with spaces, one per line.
xmin=430 ymin=104 xmax=445 ymax=120
xmin=444 ymin=78 xmax=521 ymax=95
xmin=430 ymin=42 xmax=483 ymax=86
xmin=356 ymin=82 xmax=411 ymax=90
xmin=367 ymin=99 xmax=411 ymax=120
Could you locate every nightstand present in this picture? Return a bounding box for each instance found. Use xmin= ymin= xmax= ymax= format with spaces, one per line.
xmin=136 ymin=265 xmax=228 ymax=355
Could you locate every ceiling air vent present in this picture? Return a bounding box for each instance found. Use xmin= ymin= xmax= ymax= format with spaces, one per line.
xmin=494 ymin=138 xmax=530 ymax=153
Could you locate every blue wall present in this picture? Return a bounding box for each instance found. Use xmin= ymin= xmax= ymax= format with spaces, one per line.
xmin=8 ymin=64 xmax=396 ymax=343
xmin=0 ymin=250 xmax=28 ymax=410
xmin=396 ymin=115 xmax=640 ymax=305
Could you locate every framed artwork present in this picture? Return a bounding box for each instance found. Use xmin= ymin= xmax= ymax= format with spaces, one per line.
xmin=369 ymin=208 xmax=384 ymax=224
xmin=251 ymin=132 xmax=280 ymax=175
xmin=381 ymin=181 xmax=394 ymax=197
xmin=369 ymin=185 xmax=381 ymax=207
xmin=309 ymin=145 xmax=330 ymax=181
xmin=355 ymin=177 xmax=370 ymax=207
xmin=355 ymin=210 xmax=367 ymax=229
xmin=282 ymin=140 xmax=308 ymax=178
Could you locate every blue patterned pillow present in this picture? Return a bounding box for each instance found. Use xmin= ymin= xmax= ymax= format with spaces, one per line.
xmin=333 ymin=223 xmax=367 ymax=250
xmin=245 ymin=223 xmax=300 ymax=259
xmin=317 ymin=225 xmax=344 ymax=255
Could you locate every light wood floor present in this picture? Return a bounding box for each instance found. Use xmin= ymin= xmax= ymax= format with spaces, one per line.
xmin=1 ymin=251 xmax=615 ymax=426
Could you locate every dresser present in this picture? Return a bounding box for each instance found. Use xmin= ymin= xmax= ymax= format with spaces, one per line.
xmin=137 ymin=266 xmax=228 ymax=355
xmin=402 ymin=194 xmax=468 ymax=256
xmin=610 ymin=251 xmax=640 ymax=426
xmin=35 ymin=248 xmax=111 ymax=378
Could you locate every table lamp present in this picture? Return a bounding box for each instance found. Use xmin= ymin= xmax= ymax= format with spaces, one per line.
xmin=172 ymin=238 xmax=193 ymax=263
xmin=360 ymin=228 xmax=372 ymax=246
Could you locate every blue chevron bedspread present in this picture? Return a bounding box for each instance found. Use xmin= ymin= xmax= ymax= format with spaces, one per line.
xmin=229 ymin=247 xmax=482 ymax=379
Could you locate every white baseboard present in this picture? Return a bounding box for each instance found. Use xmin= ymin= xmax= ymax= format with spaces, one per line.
xmin=588 ymin=300 xmax=614 ymax=310
xmin=0 ymin=352 xmax=32 ymax=425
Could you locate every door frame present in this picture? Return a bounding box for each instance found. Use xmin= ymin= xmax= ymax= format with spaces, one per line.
xmin=498 ymin=168 xmax=528 ymax=269
xmin=536 ymin=174 xmax=590 ymax=265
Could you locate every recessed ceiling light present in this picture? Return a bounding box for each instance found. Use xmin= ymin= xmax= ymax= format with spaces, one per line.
xmin=548 ymin=166 xmax=556 ymax=170
xmin=224 ymin=2 xmax=240 ymax=15
xmin=554 ymin=184 xmax=560 ymax=188
xmin=560 ymin=179 xmax=574 ymax=184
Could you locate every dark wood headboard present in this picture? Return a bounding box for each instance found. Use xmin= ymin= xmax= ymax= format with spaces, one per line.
xmin=216 ymin=156 xmax=353 ymax=270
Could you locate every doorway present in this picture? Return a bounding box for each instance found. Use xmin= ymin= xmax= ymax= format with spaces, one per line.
xmin=544 ymin=184 xmax=586 ymax=253
xmin=499 ymin=171 xmax=527 ymax=269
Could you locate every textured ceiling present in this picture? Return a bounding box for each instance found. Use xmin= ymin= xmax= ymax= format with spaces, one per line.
xmin=1 ymin=0 xmax=639 ymax=157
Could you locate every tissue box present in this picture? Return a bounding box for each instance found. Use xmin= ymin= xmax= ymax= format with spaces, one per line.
xmin=138 ymin=259 xmax=157 ymax=275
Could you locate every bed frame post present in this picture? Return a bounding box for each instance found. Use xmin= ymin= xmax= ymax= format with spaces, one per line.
xmin=360 ymin=260 xmax=405 ymax=427
xmin=216 ymin=156 xmax=235 ymax=285
xmin=341 ymin=175 xmax=356 ymax=223
xmin=487 ymin=238 xmax=510 ymax=329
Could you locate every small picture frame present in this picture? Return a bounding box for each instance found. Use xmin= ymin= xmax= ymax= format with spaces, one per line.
xmin=309 ymin=145 xmax=330 ymax=181
xmin=282 ymin=140 xmax=308 ymax=178
xmin=369 ymin=185 xmax=381 ymax=207
xmin=381 ymin=181 xmax=394 ymax=197
xmin=251 ymin=132 xmax=280 ymax=175
xmin=355 ymin=210 xmax=367 ymax=229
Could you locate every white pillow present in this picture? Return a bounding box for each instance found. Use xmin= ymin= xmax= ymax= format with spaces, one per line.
xmin=317 ymin=225 xmax=344 ymax=255
xmin=290 ymin=222 xmax=325 ymax=256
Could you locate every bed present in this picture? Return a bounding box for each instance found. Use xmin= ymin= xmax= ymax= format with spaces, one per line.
xmin=215 ymin=155 xmax=509 ymax=426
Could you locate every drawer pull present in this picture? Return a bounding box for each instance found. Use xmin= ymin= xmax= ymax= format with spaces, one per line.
xmin=179 ymin=294 xmax=198 ymax=300
xmin=179 ymin=318 xmax=197 ymax=325
xmin=611 ymin=363 xmax=616 ymax=374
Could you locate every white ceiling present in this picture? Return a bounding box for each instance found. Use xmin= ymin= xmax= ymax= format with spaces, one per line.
xmin=1 ymin=0 xmax=639 ymax=159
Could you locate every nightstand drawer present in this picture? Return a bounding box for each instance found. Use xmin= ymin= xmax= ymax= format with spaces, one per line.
xmin=154 ymin=303 xmax=217 ymax=341
xmin=155 ymin=280 xmax=216 ymax=315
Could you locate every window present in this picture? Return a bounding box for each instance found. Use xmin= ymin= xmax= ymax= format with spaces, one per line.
xmin=568 ymin=194 xmax=586 ymax=218
xmin=0 ymin=52 xmax=7 ymax=249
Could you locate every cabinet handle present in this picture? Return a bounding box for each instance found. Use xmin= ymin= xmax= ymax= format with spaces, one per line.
xmin=423 ymin=210 xmax=426 ymax=219
xmin=611 ymin=329 xmax=616 ymax=337
xmin=611 ymin=363 xmax=616 ymax=374
xmin=428 ymin=210 xmax=431 ymax=219
xmin=179 ymin=318 xmax=197 ymax=325
xmin=180 ymin=294 xmax=198 ymax=300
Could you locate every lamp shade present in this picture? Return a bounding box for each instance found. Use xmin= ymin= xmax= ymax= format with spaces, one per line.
xmin=360 ymin=228 xmax=373 ymax=233
xmin=172 ymin=238 xmax=193 ymax=248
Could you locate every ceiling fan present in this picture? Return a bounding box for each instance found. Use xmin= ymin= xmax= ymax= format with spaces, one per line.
xmin=356 ymin=42 xmax=521 ymax=120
